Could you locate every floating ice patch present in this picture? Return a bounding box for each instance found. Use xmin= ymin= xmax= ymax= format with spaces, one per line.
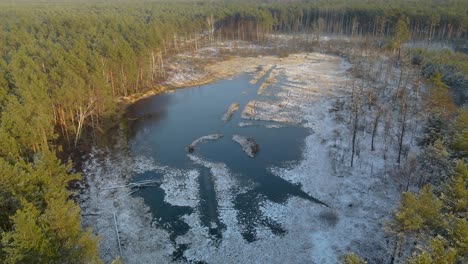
xmin=238 ymin=121 xmax=255 ymax=127
xmin=187 ymin=154 xmax=237 ymax=209
xmin=265 ymin=124 xmax=283 ymax=129
xmin=160 ymin=169 xmax=200 ymax=207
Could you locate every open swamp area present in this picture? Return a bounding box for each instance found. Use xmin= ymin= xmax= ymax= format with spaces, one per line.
xmin=80 ymin=43 xmax=410 ymax=263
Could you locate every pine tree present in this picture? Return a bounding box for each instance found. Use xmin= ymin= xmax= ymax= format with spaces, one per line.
xmin=409 ymin=237 xmax=457 ymax=264
xmin=1 ymin=202 xmax=51 ymax=264
xmin=452 ymin=110 xmax=468 ymax=157
xmin=418 ymin=140 xmax=451 ymax=186
xmin=441 ymin=161 xmax=468 ymax=214
xmin=342 ymin=253 xmax=367 ymax=264
xmin=428 ymin=73 xmax=457 ymax=118
xmin=395 ymin=185 xmax=444 ymax=233
xmin=390 ymin=17 xmax=409 ymax=61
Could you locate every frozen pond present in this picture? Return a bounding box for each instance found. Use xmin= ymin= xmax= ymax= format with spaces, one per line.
xmin=126 ymin=71 xmax=325 ymax=255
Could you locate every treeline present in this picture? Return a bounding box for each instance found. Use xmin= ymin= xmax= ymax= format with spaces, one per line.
xmin=391 ymin=42 xmax=467 ymax=263
xmin=260 ymin=0 xmax=467 ymax=39
xmin=386 ymin=69 xmax=467 ymax=263
xmin=413 ymin=49 xmax=468 ymax=106
xmin=343 ymin=39 xmax=468 ymax=264
xmin=212 ymin=0 xmax=468 ymax=41
xmin=0 ymin=0 xmax=466 ymax=263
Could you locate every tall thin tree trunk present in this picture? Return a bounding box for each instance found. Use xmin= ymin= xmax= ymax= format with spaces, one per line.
xmin=397 ymin=88 xmax=408 ymax=164
xmin=371 ymin=110 xmax=381 ymax=151
xmin=397 ymin=111 xmax=407 ymax=164
xmin=351 ymin=108 xmax=358 ymax=167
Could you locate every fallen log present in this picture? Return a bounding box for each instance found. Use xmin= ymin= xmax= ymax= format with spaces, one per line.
xmin=101 ymin=179 xmax=162 ymax=191
xmin=222 ymin=103 xmax=240 ymax=122
xmin=113 ymin=212 xmax=123 ymax=257
xmin=232 ymin=134 xmax=259 ymax=158
xmin=187 ymin=134 xmax=223 ymax=152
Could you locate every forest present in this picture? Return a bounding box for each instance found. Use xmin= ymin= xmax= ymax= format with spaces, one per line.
xmin=0 ymin=0 xmax=466 ymax=263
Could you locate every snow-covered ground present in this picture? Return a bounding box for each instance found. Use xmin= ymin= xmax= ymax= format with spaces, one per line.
xmin=81 ymin=49 xmax=420 ymax=263
xmin=80 ymin=150 xmax=175 ymax=263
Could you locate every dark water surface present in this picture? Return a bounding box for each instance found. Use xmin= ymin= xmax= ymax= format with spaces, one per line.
xmin=126 ymin=72 xmax=321 ymax=257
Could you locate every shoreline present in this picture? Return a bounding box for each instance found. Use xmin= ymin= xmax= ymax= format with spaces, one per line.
xmin=117 ymin=53 xmax=253 ymax=109
xmin=118 ymin=73 xmax=219 ymax=107
xmin=118 ymin=52 xmax=325 ymax=109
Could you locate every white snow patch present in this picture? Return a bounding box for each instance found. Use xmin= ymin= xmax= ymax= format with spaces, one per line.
xmin=160 ymin=169 xmax=200 ymax=207
xmin=238 ymin=121 xmax=255 ymax=127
